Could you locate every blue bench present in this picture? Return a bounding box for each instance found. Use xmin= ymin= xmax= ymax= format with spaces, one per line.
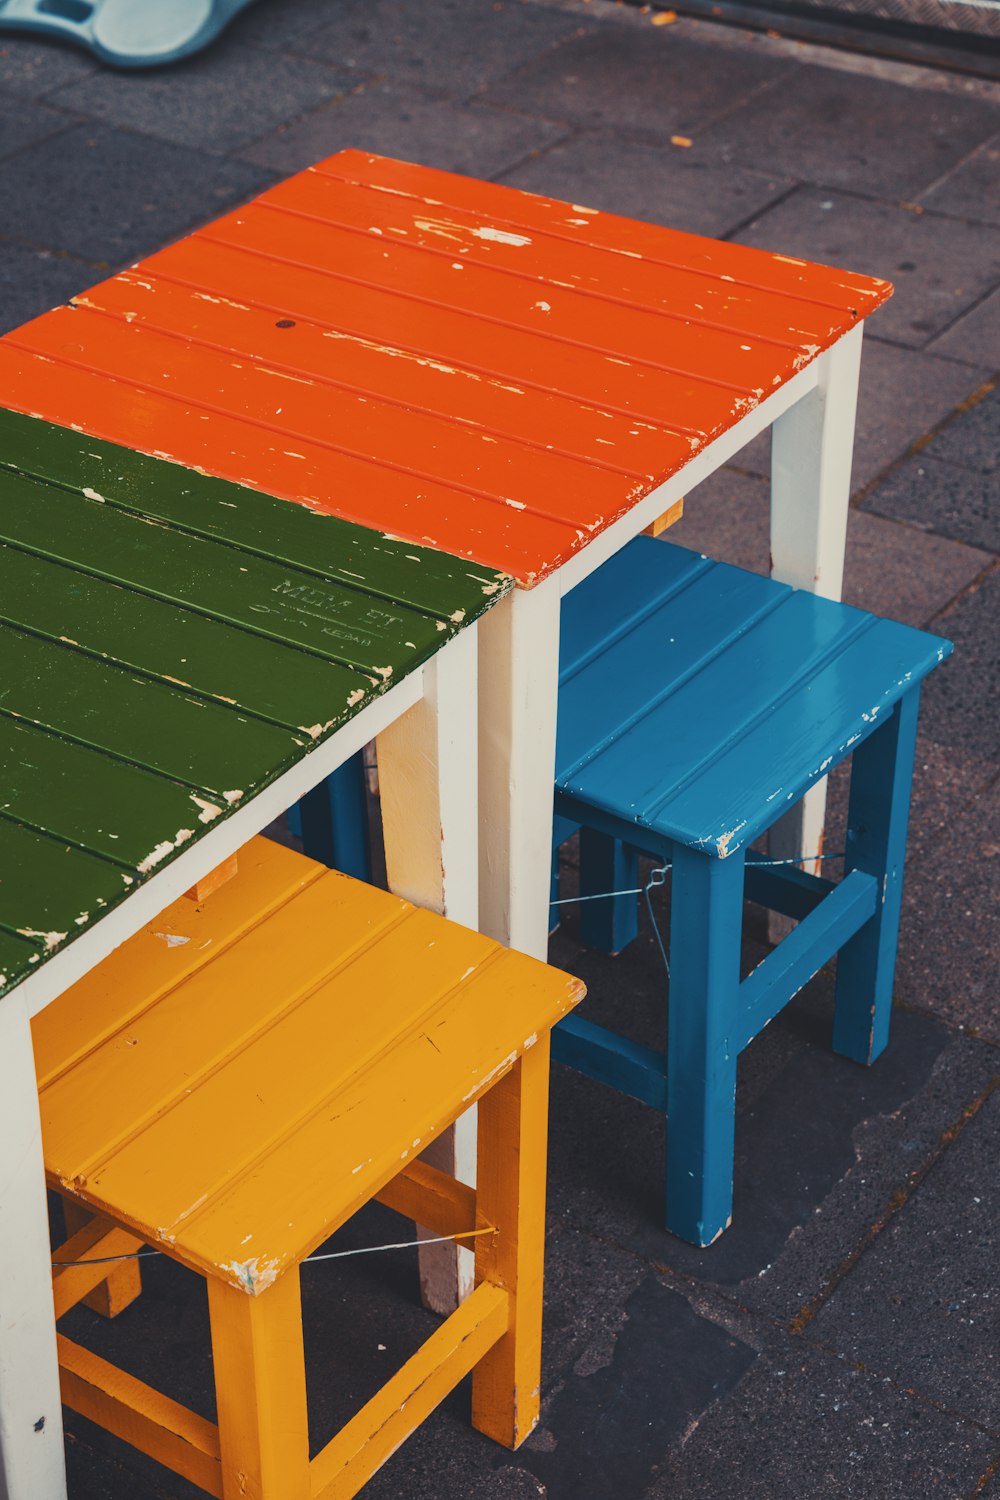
xmin=294 ymin=538 xmax=950 ymax=1248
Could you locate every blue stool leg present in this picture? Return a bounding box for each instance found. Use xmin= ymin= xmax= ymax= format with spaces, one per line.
xmin=666 ymin=844 xmax=744 ymax=1246
xmin=833 ymin=688 xmax=921 ymax=1066
xmin=297 ymin=751 xmax=371 ymax=881
xmin=579 ymin=828 xmax=640 ymax=955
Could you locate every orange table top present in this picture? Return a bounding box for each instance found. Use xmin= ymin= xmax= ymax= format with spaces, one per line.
xmin=0 ymin=150 xmax=891 ymax=587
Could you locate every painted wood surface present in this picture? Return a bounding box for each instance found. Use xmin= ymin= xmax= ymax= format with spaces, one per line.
xmin=34 ymin=835 xmax=584 ymax=1294
xmin=0 ymin=408 xmax=510 ymax=999
xmin=0 ymin=150 xmax=891 ymax=588
xmin=554 ymin=538 xmax=949 ymax=859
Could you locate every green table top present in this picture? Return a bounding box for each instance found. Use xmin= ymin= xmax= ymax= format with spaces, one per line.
xmin=0 ymin=407 xmax=511 ymax=998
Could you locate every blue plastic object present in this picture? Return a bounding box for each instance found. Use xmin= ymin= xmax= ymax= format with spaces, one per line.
xmin=0 ymin=0 xmax=260 ymax=69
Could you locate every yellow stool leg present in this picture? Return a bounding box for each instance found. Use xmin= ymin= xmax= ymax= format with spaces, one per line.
xmin=471 ymin=1037 xmax=550 ymax=1448
xmin=208 ymin=1271 xmax=311 ymax=1500
xmin=61 ymin=1199 xmax=141 ymax=1318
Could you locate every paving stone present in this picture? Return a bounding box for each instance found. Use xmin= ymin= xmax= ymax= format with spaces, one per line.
xmin=736 ymin=188 xmax=1000 ymax=349
xmin=241 ymin=84 xmax=567 ymax=179
xmin=695 ymin=64 xmax=1000 ymax=201
xmin=497 ymin=129 xmax=795 ymax=239
xmin=292 ymin=0 xmax=591 ymax=98
xmin=48 ymin=42 xmax=354 ymax=154
xmin=863 ymin=454 xmax=1000 ymax=555
xmin=230 ymin=0 xmax=342 ymax=50
xmin=920 ymin=566 xmax=1000 ymax=762
xmin=928 ymin=386 xmax=1000 ymax=474
xmin=514 ymin=1277 xmax=758 ymax=1500
xmin=0 ymin=123 xmax=273 ymax=263
xmin=809 ymin=1082 xmax=1000 ymax=1431
xmin=0 ymin=98 xmax=79 ymax=162
xmin=647 ymin=1333 xmax=999 ymax=1499
xmin=483 ymin=24 xmax=794 ymax=139
xmin=896 ymin=774 xmax=1000 ymax=1040
xmin=0 ymin=33 xmax=97 ymax=95
xmin=930 ymin=286 xmax=1000 ymax=370
xmin=0 ymin=243 xmax=93 ymax=334
xmin=668 ymin=468 xmax=992 ymax=626
xmin=725 ymin=339 xmax=991 ymax=496
xmin=919 ymin=130 xmax=1000 ymax=228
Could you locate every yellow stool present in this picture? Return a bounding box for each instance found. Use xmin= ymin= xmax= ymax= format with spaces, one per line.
xmin=34 ymin=836 xmax=585 ymax=1500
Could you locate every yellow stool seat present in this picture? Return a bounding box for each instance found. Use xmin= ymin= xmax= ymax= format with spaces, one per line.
xmin=36 ymin=836 xmax=584 ymax=1500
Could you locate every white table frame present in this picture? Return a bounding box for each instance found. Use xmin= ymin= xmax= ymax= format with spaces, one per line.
xmin=0 ymin=627 xmax=480 ymax=1500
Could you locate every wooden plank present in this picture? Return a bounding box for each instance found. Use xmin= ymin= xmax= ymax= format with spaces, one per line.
xmin=207 ymin=1276 xmax=310 ymax=1500
xmin=736 ymin=869 xmax=879 ymax=1051
xmin=0 ymin=927 xmax=42 ymax=990
xmin=0 ymin=819 xmax=133 ymax=952
xmin=374 ymin=1159 xmax=477 ymax=1240
xmin=38 ymin=873 xmax=415 ymax=1180
xmin=0 ymin=405 xmax=510 ymax=621
xmin=0 ymin=715 xmax=230 ymax=868
xmin=0 ymin=470 xmax=448 ymax=680
xmin=97 ymin=251 xmax=683 ymax=475
xmin=550 ymin=1014 xmax=667 ymax=1111
xmin=58 ymin=1335 xmax=222 ymax=1498
xmin=0 ymin=342 xmax=568 ymax=581
xmin=31 ymin=836 xmax=322 ymax=1089
xmin=51 ymin=1217 xmax=143 ymax=1319
xmin=310 ymin=1282 xmax=508 ymax=1500
xmin=0 ymin=539 xmax=374 ymax=734
xmin=321 ymin=151 xmax=892 ymax=313
xmin=0 ymin=624 xmax=301 ymax=797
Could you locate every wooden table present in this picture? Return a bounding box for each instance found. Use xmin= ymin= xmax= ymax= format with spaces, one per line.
xmin=0 ymin=151 xmax=892 ymax=1493
xmin=0 ymin=408 xmax=509 ymax=1500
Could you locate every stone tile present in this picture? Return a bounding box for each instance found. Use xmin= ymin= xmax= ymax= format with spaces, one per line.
xmin=0 ymin=123 xmax=273 ymax=263
xmin=696 ymin=64 xmax=1000 ymax=201
xmin=919 ymin=131 xmax=1000 ymax=228
xmin=241 ymin=84 xmax=567 ymax=179
xmin=648 ymin=1335 xmax=998 ymax=1499
xmin=920 ymin=567 xmax=1000 ymax=762
xmin=623 ymin=995 xmax=953 ymax=1292
xmin=49 ymin=42 xmax=354 ymax=154
xmin=483 ymin=24 xmax=794 ymax=139
xmin=0 ymin=98 xmax=79 ymax=162
xmin=736 ymin=188 xmax=1000 ymax=348
xmin=0 ymin=243 xmax=94 ymax=335
xmin=725 ymin=339 xmax=991 ymax=496
xmin=515 ymin=1277 xmax=757 ymax=1500
xmin=0 ymin=34 xmax=97 ymax=96
xmin=293 ymin=0 xmax=590 ymax=98
xmin=896 ymin=773 xmax=1000 ymax=1039
xmin=668 ymin=468 xmax=992 ymax=627
xmin=862 ymin=455 xmax=1000 ymax=555
xmin=497 ymin=130 xmax=795 ymax=239
xmin=229 ymin=0 xmax=342 ymax=50
xmin=928 ymin=386 xmax=1000 ymax=474
xmin=809 ymin=1083 xmax=1000 ymax=1430
xmin=930 ymin=286 xmax=1000 ymax=370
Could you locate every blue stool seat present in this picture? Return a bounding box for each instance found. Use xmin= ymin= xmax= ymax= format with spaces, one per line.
xmin=0 ymin=0 xmax=258 ymax=69
xmin=552 ymin=537 xmax=950 ymax=1245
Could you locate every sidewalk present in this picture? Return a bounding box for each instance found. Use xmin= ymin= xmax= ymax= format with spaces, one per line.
xmin=1 ymin=2 xmax=997 ymax=1495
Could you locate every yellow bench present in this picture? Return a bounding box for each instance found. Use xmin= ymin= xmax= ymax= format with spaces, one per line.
xmin=34 ymin=836 xmax=584 ymax=1500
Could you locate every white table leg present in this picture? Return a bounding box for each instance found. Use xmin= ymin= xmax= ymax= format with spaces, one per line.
xmin=0 ymin=994 xmax=67 ymax=1500
xmin=378 ymin=628 xmax=479 ymax=1313
xmin=478 ymin=580 xmax=562 ymax=961
xmin=769 ymin=324 xmax=864 ymax=897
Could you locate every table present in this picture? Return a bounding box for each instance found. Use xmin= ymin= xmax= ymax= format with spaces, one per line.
xmin=0 ymin=406 xmax=510 ymax=1500
xmin=0 ymin=151 xmax=892 ymax=1494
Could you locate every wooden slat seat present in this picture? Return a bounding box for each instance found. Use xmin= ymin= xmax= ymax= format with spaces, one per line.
xmin=37 ymin=835 xmax=584 ymax=1499
xmin=549 ymin=537 xmax=950 ymax=1246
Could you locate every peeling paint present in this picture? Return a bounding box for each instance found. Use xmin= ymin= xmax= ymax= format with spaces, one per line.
xmin=153 ymin=932 xmax=191 ymax=948
xmin=17 ymin=927 xmax=67 ymax=950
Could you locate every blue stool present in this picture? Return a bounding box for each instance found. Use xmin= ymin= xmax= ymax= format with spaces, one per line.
xmin=552 ymin=538 xmax=949 ymax=1245
xmin=0 ymin=0 xmax=258 ymax=68
xmin=294 ymin=539 xmax=950 ymax=1247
